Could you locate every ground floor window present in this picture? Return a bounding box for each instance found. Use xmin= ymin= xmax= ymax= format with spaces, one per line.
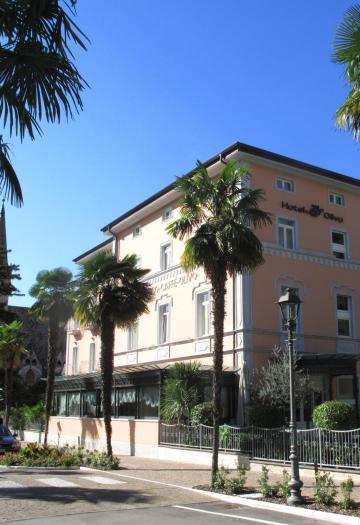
xmin=54 ymin=385 xmax=160 ymax=419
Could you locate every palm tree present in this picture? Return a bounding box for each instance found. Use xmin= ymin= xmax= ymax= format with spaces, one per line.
xmin=29 ymin=267 xmax=73 ymax=444
xmin=167 ymin=160 xmax=272 ymax=484
xmin=0 ymin=0 xmax=89 ymax=205
xmin=333 ymin=5 xmax=360 ymax=140
xmin=75 ymin=252 xmax=153 ymax=457
xmin=161 ymin=361 xmax=201 ymax=424
xmin=0 ymin=320 xmax=26 ymax=425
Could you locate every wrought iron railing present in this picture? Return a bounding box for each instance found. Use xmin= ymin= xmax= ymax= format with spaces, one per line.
xmin=159 ymin=423 xmax=360 ymax=470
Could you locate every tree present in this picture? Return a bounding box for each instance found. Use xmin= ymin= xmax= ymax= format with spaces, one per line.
xmin=167 ymin=160 xmax=272 ymax=484
xmin=161 ymin=361 xmax=201 ymax=424
xmin=0 ymin=0 xmax=89 ymax=205
xmin=333 ymin=5 xmax=360 ymax=140
xmin=250 ymin=346 xmax=311 ymax=423
xmin=74 ymin=252 xmax=153 ymax=457
xmin=29 ymin=267 xmax=73 ymax=444
xmin=0 ymin=320 xmax=26 ymax=424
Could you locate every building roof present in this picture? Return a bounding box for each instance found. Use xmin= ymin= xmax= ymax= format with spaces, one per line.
xmin=76 ymin=141 xmax=360 ymax=261
xmin=73 ymin=237 xmax=113 ymax=263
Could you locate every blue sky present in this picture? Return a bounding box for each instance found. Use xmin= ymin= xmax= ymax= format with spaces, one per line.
xmin=7 ymin=0 xmax=359 ymax=306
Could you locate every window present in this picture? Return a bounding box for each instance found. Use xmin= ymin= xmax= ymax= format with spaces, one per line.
xmin=162 ymin=207 xmax=172 ymax=222
xmin=133 ymin=224 xmax=141 ymax=238
xmin=336 ymin=376 xmax=354 ymax=400
xmin=160 ymin=242 xmax=172 ymax=271
xmin=89 ymin=343 xmax=96 ymax=372
xmin=116 ymin=388 xmax=137 ymax=417
xmin=276 ymin=177 xmax=294 ymax=192
xmin=337 ymin=295 xmax=352 ymax=337
xmin=72 ymin=347 xmax=78 ymax=375
xmin=278 ymin=218 xmax=295 ymax=249
xmin=68 ymin=392 xmax=81 ymax=416
xmin=281 ymin=286 xmax=300 ymax=333
xmin=82 ymin=391 xmax=97 ymax=417
xmin=196 ymin=291 xmax=211 ymax=337
xmin=55 ymin=393 xmax=67 ymax=416
xmin=331 ymin=230 xmax=347 ymax=259
xmin=128 ymin=323 xmax=138 ymax=351
xmin=138 ymin=386 xmax=159 ymax=418
xmin=158 ymin=303 xmax=170 ymax=344
xmin=329 ymin=192 xmax=345 ymax=207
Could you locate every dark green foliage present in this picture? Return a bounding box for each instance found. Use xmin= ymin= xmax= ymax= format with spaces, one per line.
xmin=312 ymin=401 xmax=356 ymax=430
xmin=258 ymin=466 xmax=279 ymax=498
xmin=339 ymin=477 xmax=354 ymax=510
xmin=167 ymin=160 xmax=272 ymax=485
xmin=191 ymin=402 xmax=213 ymax=426
xmin=9 ymin=402 xmax=45 ymax=431
xmin=314 ymin=471 xmax=337 ymax=506
xmin=161 ymin=362 xmax=201 ymax=424
xmin=251 ymin=346 xmax=311 ymax=418
xmin=0 ymin=443 xmax=120 ymax=470
xmin=0 ymin=0 xmax=89 ymax=205
xmin=213 ymin=465 xmax=228 ymax=490
xmin=29 ymin=267 xmax=74 ymax=444
xmin=75 ymin=251 xmax=153 ymax=457
xmin=213 ymin=462 xmax=249 ymax=495
xmin=247 ymin=404 xmax=284 ymax=428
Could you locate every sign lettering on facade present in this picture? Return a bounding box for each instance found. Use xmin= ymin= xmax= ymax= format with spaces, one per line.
xmin=281 ymin=201 xmax=343 ymax=223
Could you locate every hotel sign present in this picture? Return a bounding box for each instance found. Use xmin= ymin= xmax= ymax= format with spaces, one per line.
xmin=281 ymin=201 xmax=343 ymax=223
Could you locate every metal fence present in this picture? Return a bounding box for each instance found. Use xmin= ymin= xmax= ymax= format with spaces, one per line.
xmin=159 ymin=423 xmax=360 ymax=470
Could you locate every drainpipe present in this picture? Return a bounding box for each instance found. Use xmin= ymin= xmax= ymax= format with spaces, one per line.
xmin=232 ymin=274 xmax=236 ymax=368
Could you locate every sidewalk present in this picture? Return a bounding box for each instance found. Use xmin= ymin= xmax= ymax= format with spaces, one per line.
xmin=118 ymin=455 xmax=360 ymax=500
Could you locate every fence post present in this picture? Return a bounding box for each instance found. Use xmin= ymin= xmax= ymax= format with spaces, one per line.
xmin=318 ymin=428 xmax=322 ymax=468
xmin=283 ymin=427 xmax=286 ymax=464
xmin=178 ymin=424 xmax=181 ymax=448
xmin=251 ymin=426 xmax=254 ymax=458
xmin=199 ymin=425 xmax=202 ymax=450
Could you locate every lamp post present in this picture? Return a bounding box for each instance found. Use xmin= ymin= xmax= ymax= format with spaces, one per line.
xmin=278 ymin=287 xmax=304 ymax=506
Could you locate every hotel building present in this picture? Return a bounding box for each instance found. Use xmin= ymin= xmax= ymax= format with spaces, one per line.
xmin=49 ymin=142 xmax=360 ymax=456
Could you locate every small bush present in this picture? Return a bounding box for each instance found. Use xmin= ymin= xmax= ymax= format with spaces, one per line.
xmin=312 ymin=401 xmax=356 ymax=430
xmin=247 ymin=405 xmax=284 ymax=428
xmin=258 ymin=466 xmax=279 ymax=498
xmin=190 ymin=402 xmax=212 ymax=426
xmin=0 ymin=443 xmax=120 ymax=470
xmin=339 ymin=477 xmax=354 ymax=510
xmin=219 ymin=426 xmax=232 ymax=448
xmin=314 ymin=471 xmax=337 ymax=505
xmin=277 ymin=469 xmax=291 ymax=498
xmin=213 ymin=466 xmax=228 ymax=490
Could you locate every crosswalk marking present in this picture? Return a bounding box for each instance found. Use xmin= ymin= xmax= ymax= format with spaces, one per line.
xmin=79 ymin=475 xmax=126 ymax=485
xmin=0 ymin=480 xmax=24 ymax=488
xmin=36 ymin=477 xmax=78 ymax=488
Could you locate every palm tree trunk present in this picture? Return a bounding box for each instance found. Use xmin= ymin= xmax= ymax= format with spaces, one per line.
xmin=211 ymin=270 xmax=226 ymax=486
xmin=100 ymin=312 xmax=115 ymax=457
xmin=44 ymin=316 xmax=58 ymax=445
xmin=4 ymin=367 xmax=13 ymax=426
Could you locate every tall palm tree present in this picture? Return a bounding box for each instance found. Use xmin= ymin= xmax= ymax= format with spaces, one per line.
xmin=0 ymin=0 xmax=89 ymax=205
xmin=29 ymin=267 xmax=73 ymax=444
xmin=167 ymin=160 xmax=272 ymax=484
xmin=0 ymin=320 xmax=26 ymax=425
xmin=75 ymin=252 xmax=153 ymax=457
xmin=333 ymin=5 xmax=360 ymax=140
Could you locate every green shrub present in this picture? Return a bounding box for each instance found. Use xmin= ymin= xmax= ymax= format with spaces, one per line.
xmin=225 ymin=462 xmax=248 ymax=494
xmin=277 ymin=469 xmax=290 ymax=498
xmin=339 ymin=477 xmax=354 ymax=510
xmin=314 ymin=471 xmax=337 ymax=505
xmin=219 ymin=426 xmax=232 ymax=448
xmin=0 ymin=443 xmax=120 ymax=470
xmin=312 ymin=401 xmax=356 ymax=430
xmin=190 ymin=402 xmax=212 ymax=426
xmin=213 ymin=466 xmax=228 ymax=490
xmin=258 ymin=466 xmax=279 ymax=498
xmin=247 ymin=405 xmax=284 ymax=428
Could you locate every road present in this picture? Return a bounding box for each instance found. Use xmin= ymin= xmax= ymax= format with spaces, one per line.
xmin=0 ymin=468 xmax=332 ymax=525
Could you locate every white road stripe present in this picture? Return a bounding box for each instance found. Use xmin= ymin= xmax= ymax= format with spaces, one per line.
xmin=36 ymin=477 xmax=78 ymax=488
xmin=0 ymin=480 xmax=24 ymax=488
xmin=79 ymin=475 xmax=126 ymax=485
xmin=173 ymin=505 xmax=292 ymax=525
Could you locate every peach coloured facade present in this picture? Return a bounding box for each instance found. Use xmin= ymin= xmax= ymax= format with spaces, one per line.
xmin=53 ymin=142 xmax=360 ymax=450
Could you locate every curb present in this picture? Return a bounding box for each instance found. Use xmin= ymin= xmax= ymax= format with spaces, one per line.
xmin=192 ymin=489 xmax=360 ymax=525
xmin=0 ymin=465 xmax=80 ymax=471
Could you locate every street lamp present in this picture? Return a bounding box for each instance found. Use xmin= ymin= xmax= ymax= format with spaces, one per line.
xmin=278 ymin=287 xmax=304 ymax=506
